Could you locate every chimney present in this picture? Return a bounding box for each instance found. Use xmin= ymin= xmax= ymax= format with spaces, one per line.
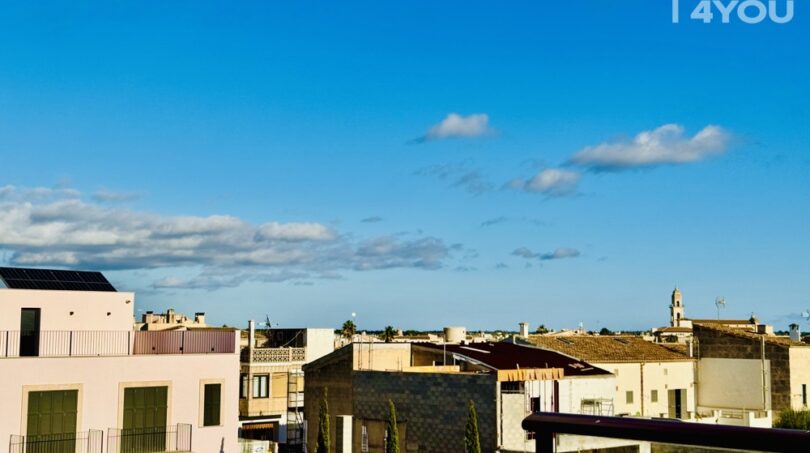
xmin=194 ymin=312 xmax=206 ymax=325
xmin=248 ymin=320 xmax=256 ymax=350
xmin=790 ymin=323 xmax=801 ymax=342
xmin=519 ymin=322 xmax=529 ymax=338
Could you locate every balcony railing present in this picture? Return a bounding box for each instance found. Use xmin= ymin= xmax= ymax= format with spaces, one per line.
xmin=1 ymin=330 xmax=235 ymax=358
xmin=522 ymin=412 xmax=810 ymax=453
xmin=8 ymin=429 xmax=103 ymax=453
xmin=241 ymin=347 xmax=306 ymax=363
xmin=106 ymin=424 xmax=192 ymax=453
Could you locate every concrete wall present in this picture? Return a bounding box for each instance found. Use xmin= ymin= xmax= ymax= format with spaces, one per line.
xmin=0 ymin=353 xmax=239 ymax=453
xmin=697 ymin=358 xmax=770 ymax=410
xmin=303 ymin=346 xmax=355 ymax=450
xmin=0 ymin=289 xmax=135 ymax=331
xmin=594 ymin=361 xmax=695 ymax=418
xmin=352 ymin=370 xmax=496 ymax=453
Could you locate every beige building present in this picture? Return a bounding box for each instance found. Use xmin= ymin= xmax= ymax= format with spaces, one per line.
xmin=0 ymin=267 xmax=239 ymax=453
xmin=522 ymin=335 xmax=696 ymax=419
xmin=238 ymin=322 xmax=334 ymax=450
xmin=136 ymin=308 xmax=208 ymax=331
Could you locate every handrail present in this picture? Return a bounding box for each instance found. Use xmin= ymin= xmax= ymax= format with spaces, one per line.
xmin=522 ymin=412 xmax=810 ymax=453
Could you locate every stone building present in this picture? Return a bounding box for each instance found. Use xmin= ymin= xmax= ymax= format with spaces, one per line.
xmin=693 ymin=323 xmax=810 ymax=412
xmin=303 ymin=342 xmax=634 ymax=453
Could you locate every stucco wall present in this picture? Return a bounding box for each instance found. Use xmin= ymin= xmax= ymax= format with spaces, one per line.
xmin=788 ymin=348 xmax=810 ymax=410
xmin=594 ymin=361 xmax=695 ymax=418
xmin=0 ymin=353 xmax=239 ymax=453
xmin=0 ymin=289 xmax=135 ymax=332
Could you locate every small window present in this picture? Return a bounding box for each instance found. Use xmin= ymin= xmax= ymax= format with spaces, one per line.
xmin=252 ymin=375 xmax=269 ymax=398
xmin=203 ymin=384 xmax=221 ymax=426
xmin=240 ymin=373 xmax=248 ymax=399
xmin=651 ymin=390 xmax=658 ymax=403
xmin=626 ymin=391 xmax=634 ymax=404
xmin=530 ymin=397 xmax=541 ymax=413
xmin=803 ymin=384 xmax=807 ymax=407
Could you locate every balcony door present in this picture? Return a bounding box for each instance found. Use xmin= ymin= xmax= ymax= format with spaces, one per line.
xmin=20 ymin=308 xmax=41 ymax=357
xmin=26 ymin=390 xmax=78 ymax=453
xmin=122 ymin=386 xmax=168 ymax=453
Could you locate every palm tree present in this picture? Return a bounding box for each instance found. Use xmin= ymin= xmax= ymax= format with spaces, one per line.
xmin=341 ymin=320 xmax=357 ymax=340
xmin=465 ymin=400 xmax=482 ymax=453
xmin=382 ymin=325 xmax=396 ymax=343
xmin=317 ymin=388 xmax=330 ymax=453
xmin=385 ymin=400 xmax=400 ymax=453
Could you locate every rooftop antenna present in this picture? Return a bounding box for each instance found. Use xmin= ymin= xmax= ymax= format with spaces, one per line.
xmin=715 ymin=297 xmax=726 ymax=320
xmin=801 ymin=310 xmax=810 ymax=323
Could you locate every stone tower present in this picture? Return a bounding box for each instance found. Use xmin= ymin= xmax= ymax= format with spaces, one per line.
xmin=670 ymin=287 xmax=684 ymax=327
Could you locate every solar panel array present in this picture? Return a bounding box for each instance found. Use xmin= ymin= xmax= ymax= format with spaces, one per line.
xmin=0 ymin=267 xmax=117 ymax=292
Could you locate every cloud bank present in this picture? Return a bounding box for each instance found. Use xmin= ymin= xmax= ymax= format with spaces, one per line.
xmin=0 ymin=186 xmax=460 ymax=290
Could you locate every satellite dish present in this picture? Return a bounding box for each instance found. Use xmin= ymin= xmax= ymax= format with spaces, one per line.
xmin=715 ymin=297 xmax=727 ymax=320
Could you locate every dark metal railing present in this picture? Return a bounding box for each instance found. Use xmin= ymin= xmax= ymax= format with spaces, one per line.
xmin=106 ymin=424 xmax=192 ymax=453
xmin=523 ymin=412 xmax=810 ymax=453
xmin=8 ymin=429 xmax=103 ymax=453
xmin=1 ymin=330 xmax=235 ymax=358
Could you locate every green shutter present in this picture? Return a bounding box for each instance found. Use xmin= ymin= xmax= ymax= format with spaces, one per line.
xmin=122 ymin=386 xmax=168 ymax=453
xmin=203 ymin=384 xmax=221 ymax=426
xmin=26 ymin=390 xmax=78 ymax=453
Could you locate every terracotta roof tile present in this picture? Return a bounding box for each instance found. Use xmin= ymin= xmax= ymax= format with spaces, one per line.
xmin=524 ymin=335 xmax=692 ymax=362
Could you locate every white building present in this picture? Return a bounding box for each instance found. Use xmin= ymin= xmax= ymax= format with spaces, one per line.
xmin=522 ymin=335 xmax=696 ymax=419
xmin=0 ymin=267 xmax=239 ymax=453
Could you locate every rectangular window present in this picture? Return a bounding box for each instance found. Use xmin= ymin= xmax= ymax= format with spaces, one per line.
xmin=530 ymin=397 xmax=541 ymax=413
xmin=203 ymin=384 xmax=221 ymax=426
xmin=651 ymin=390 xmax=659 ymax=403
xmin=252 ymin=375 xmax=269 ymax=398
xmin=240 ymin=374 xmax=248 ymax=399
xmin=803 ymin=384 xmax=807 ymax=406
xmin=626 ymin=391 xmax=634 ymax=404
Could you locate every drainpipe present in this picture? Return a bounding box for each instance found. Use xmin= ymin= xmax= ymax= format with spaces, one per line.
xmin=761 ymin=336 xmax=767 ymax=410
xmin=640 ymin=362 xmax=645 ymax=416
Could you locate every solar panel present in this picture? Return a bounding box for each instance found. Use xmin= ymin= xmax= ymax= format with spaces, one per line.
xmin=0 ymin=267 xmax=117 ymax=292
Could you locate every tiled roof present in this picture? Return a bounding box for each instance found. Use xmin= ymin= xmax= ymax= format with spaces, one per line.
xmin=416 ymin=342 xmax=611 ymax=377
xmin=693 ymin=323 xmax=809 ymax=347
xmin=658 ymin=327 xmax=693 ymax=333
xmin=690 ymin=319 xmax=755 ymax=325
xmin=524 ymin=335 xmax=692 ymax=363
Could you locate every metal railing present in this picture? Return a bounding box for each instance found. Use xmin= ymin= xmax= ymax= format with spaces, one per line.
xmin=1 ymin=331 xmax=130 ymax=358
xmin=241 ymin=347 xmax=306 ymax=363
xmin=522 ymin=412 xmax=810 ymax=453
xmin=1 ymin=330 xmax=235 ymax=358
xmin=106 ymin=424 xmax=191 ymax=453
xmin=133 ymin=330 xmax=235 ymax=355
xmin=9 ymin=430 xmax=103 ymax=453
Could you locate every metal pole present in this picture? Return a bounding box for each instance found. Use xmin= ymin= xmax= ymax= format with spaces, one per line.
xmin=536 ymin=431 xmax=554 ymax=453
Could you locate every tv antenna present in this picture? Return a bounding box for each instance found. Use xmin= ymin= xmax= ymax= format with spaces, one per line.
xmin=715 ymin=297 xmax=726 ymax=320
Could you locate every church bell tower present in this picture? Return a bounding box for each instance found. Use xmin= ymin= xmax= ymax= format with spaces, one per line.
xmin=670 ymin=287 xmax=684 ymax=327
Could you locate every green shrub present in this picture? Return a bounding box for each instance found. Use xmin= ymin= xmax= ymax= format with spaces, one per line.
xmin=774 ymin=409 xmax=810 ymax=430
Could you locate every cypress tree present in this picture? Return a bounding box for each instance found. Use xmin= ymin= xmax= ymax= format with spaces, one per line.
xmin=465 ymin=399 xmax=482 ymax=453
xmin=317 ymin=387 xmax=330 ymax=453
xmin=385 ymin=399 xmax=400 ymax=453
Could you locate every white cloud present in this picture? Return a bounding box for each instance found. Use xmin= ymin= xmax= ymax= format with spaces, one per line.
xmin=415 ymin=113 xmax=492 ymax=142
xmin=569 ymin=124 xmax=731 ymax=170
xmin=0 ymin=186 xmax=460 ymax=289
xmin=92 ymin=189 xmax=141 ymax=202
xmin=507 ymin=168 xmax=581 ymax=197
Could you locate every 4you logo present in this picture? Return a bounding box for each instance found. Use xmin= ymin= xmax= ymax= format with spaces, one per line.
xmin=672 ymin=0 xmax=794 ymax=24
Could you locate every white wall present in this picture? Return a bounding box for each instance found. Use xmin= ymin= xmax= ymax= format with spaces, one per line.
xmin=0 ymin=353 xmax=239 ymax=453
xmin=0 ymin=289 xmax=135 ymax=332
xmin=304 ymin=328 xmax=336 ymax=363
xmin=698 ymin=358 xmax=771 ymax=410
xmin=789 ymin=348 xmax=810 ymax=410
xmin=594 ymin=361 xmax=695 ymax=418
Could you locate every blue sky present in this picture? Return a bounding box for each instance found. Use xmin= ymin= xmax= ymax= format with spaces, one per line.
xmin=0 ymin=1 xmax=808 ymax=331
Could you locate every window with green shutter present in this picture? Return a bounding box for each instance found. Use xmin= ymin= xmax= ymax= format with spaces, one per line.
xmin=203 ymin=384 xmax=221 ymax=426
